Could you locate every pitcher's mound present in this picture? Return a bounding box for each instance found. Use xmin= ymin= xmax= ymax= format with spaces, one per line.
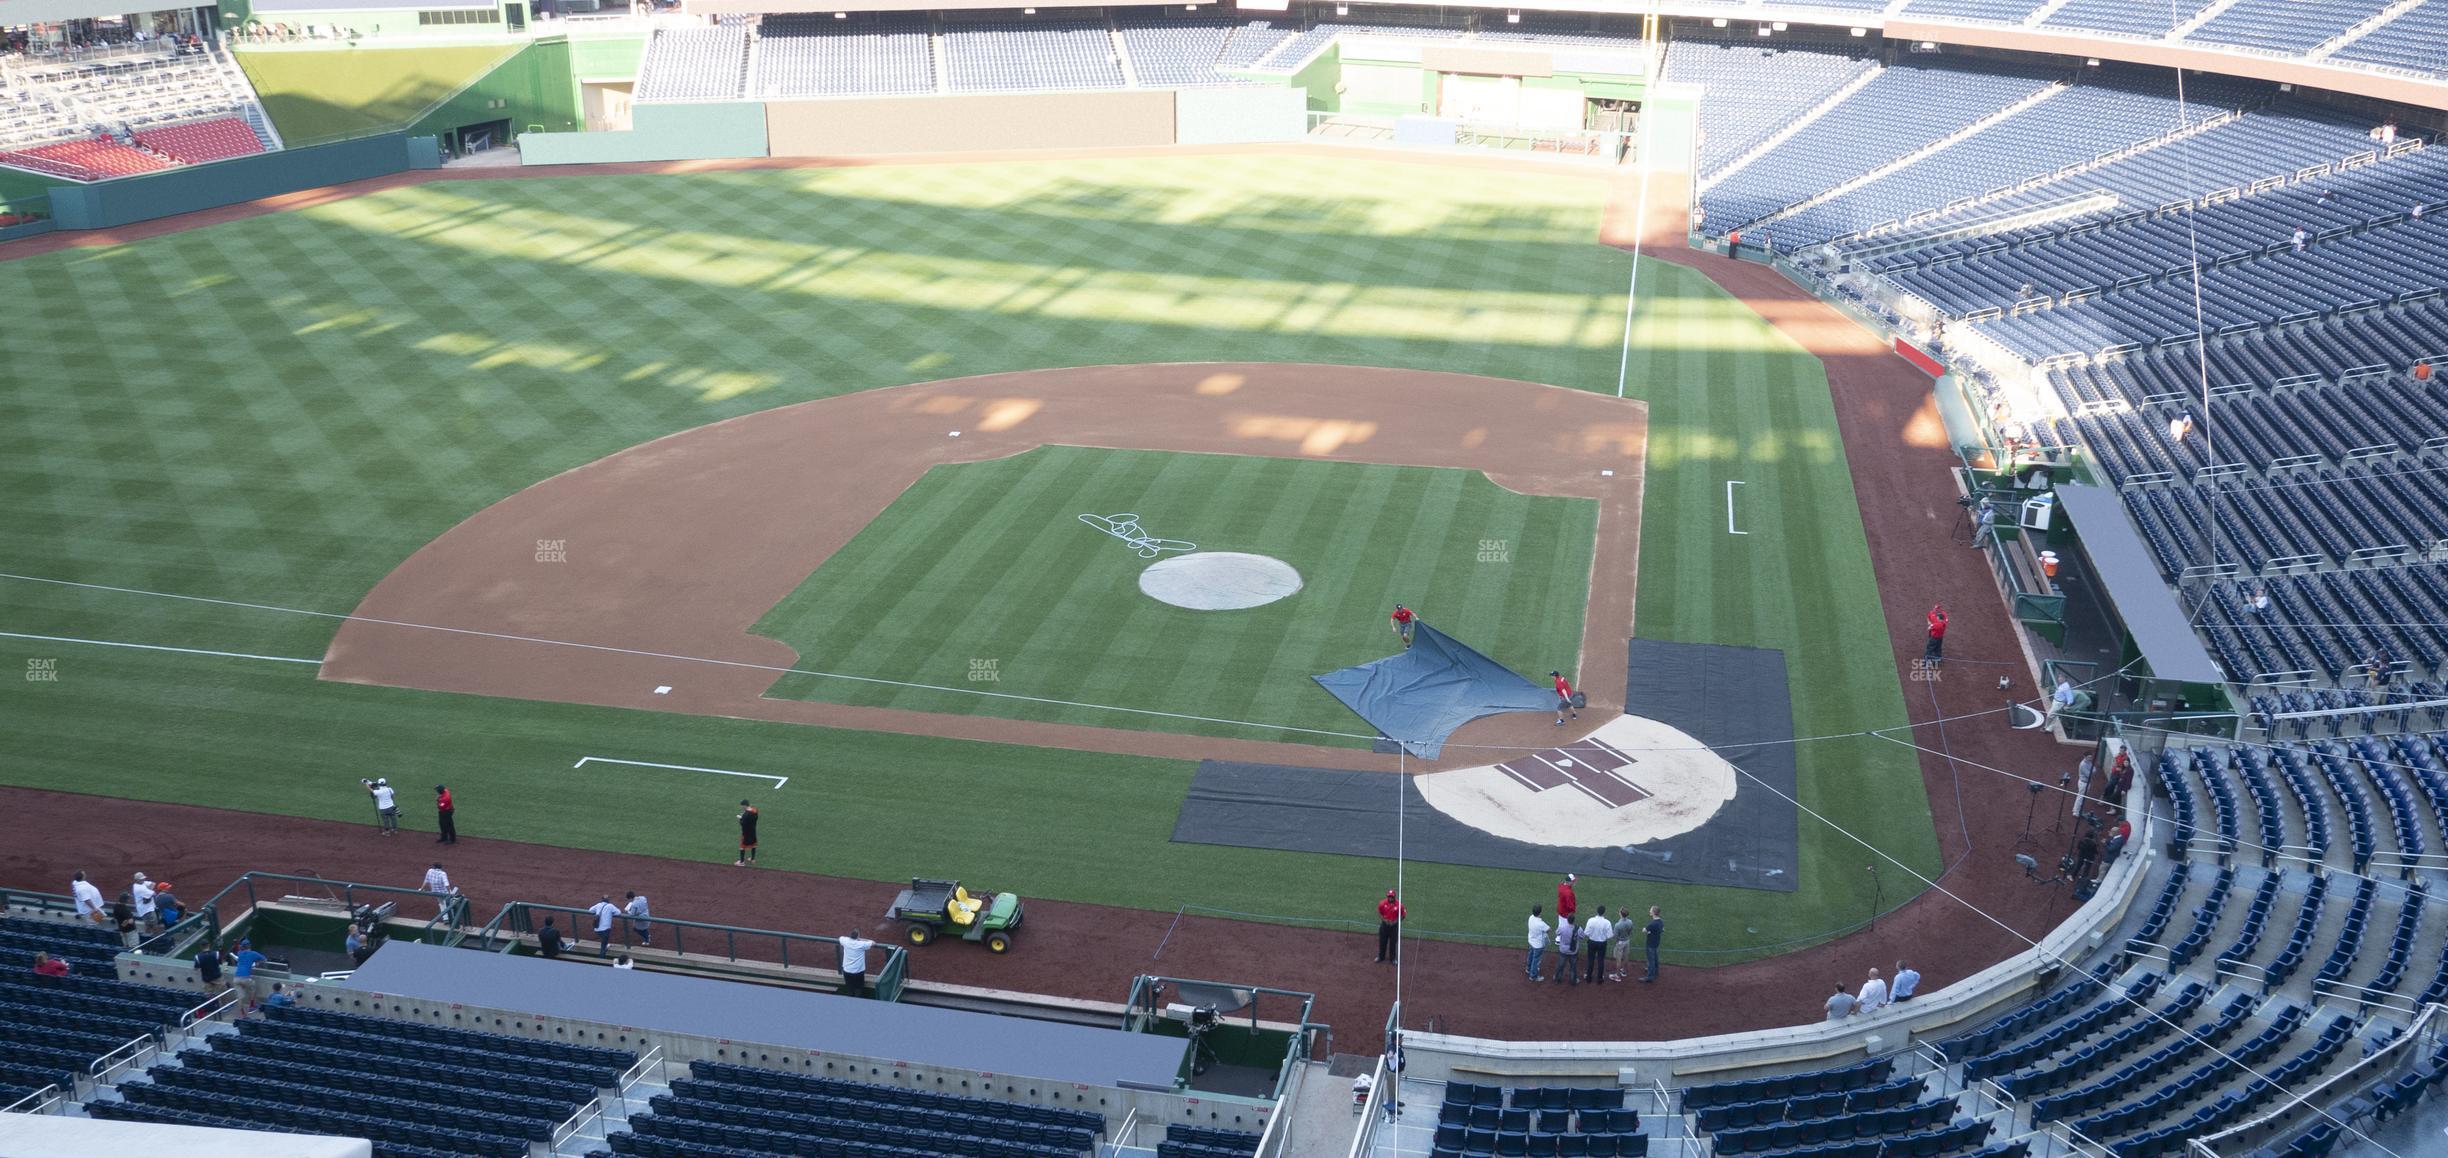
xmin=1140 ymin=552 xmax=1303 ymax=610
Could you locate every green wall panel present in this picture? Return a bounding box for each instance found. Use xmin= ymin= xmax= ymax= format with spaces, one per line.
xmin=239 ymin=43 xmax=519 ymax=145
xmin=410 ymin=39 xmax=581 ymax=140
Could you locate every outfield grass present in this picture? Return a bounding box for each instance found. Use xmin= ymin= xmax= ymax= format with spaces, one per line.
xmin=0 ymin=153 xmax=1937 ymax=959
xmin=755 ymin=447 xmax=1598 ymax=745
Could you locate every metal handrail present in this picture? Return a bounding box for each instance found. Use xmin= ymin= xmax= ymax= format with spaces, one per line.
xmin=550 ymin=1095 xmax=606 ymax=1151
xmin=492 ymin=900 xmax=902 ymax=986
xmin=177 ymin=986 xmax=241 ymax=1032
xmin=86 ymin=1031 xmax=156 ymax=1087
xmin=0 ymin=1084 xmax=64 ymax=1115
xmin=617 ymin=1044 xmax=666 ymax=1111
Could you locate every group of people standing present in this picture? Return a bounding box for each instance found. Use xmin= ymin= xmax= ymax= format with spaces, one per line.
xmin=1524 ymin=875 xmax=1663 ymax=986
xmin=68 ymin=869 xmax=184 ymax=950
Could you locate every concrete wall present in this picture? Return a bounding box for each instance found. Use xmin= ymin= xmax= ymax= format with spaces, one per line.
xmin=1174 ymin=87 xmax=1310 ymax=146
xmin=46 ymin=132 xmax=418 ymax=232
xmin=763 ymin=90 xmax=1176 ymax=156
xmin=517 ymin=100 xmax=769 ymax=163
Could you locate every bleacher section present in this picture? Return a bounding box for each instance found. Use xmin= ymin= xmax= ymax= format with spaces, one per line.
xmin=92 ymin=1001 xmax=635 ymax=1157
xmin=941 ymin=17 xmax=1126 ymax=93
xmin=1115 ymin=14 xmax=1274 ymax=88
xmin=1431 ymin=1081 xmax=1653 ymax=1158
xmin=635 ymin=26 xmax=751 ymax=101
xmin=0 ymin=917 xmax=187 ymax=1106
xmin=0 ymin=40 xmax=275 ymax=180
xmin=1661 ymin=32 xmax=1878 ymax=179
xmin=2040 ymin=0 xmax=2218 ymax=41
xmin=2185 ymin=0 xmax=2387 ymax=56
xmin=601 ymin=1060 xmax=1104 ymax=1158
xmin=2330 ymin=0 xmax=2448 ymax=76
xmin=132 ymin=116 xmax=266 ymax=164
xmin=758 ymin=14 xmax=934 ymax=98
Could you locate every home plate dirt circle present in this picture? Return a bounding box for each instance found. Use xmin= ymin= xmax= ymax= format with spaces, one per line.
xmin=1414 ymin=716 xmax=1739 ymax=847
xmin=1139 ymin=552 xmax=1304 ymax=610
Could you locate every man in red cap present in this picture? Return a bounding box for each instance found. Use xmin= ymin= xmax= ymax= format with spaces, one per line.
xmin=1556 ymin=874 xmax=1577 ymax=923
xmin=1923 ymin=605 xmax=1948 ymax=666
xmin=1375 ymin=890 xmax=1405 ymax=963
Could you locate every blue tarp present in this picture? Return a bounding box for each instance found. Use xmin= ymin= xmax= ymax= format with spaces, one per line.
xmin=1312 ymin=622 xmax=1556 ymax=758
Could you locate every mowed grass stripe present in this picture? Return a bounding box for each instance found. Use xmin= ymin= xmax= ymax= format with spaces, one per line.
xmin=754 ymin=448 xmax=1595 ymax=744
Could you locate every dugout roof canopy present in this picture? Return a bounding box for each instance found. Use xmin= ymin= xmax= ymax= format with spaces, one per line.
xmin=2050 ymin=483 xmax=2226 ymax=686
xmin=339 ymin=940 xmax=1188 ymax=1089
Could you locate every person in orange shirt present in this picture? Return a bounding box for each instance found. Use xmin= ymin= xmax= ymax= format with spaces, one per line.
xmin=1374 ymin=889 xmax=1405 ymax=964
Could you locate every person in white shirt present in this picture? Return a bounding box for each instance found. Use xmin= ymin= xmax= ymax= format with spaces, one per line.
xmin=69 ymin=872 xmax=105 ymax=921
xmin=2051 ymin=678 xmax=2078 ymax=721
xmin=624 ymin=892 xmax=653 ymax=947
xmin=837 ymin=929 xmax=877 ymax=997
xmin=363 ymin=778 xmax=399 ymax=836
xmin=1857 ymin=967 xmax=1889 ymax=1013
xmin=586 ymin=896 xmax=621 ymax=958
xmin=1581 ymin=907 xmax=1615 ymax=985
xmin=612 ymin=956 xmax=636 ymax=971
xmin=1525 ymin=904 xmax=1549 ymax=981
xmin=422 ymin=863 xmax=450 ymax=894
xmin=131 ymin=873 xmax=157 ymax=929
xmin=1891 ymin=961 xmax=1922 ymax=1003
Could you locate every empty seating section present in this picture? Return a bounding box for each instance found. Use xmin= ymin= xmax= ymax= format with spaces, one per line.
xmin=1661 ymin=34 xmax=1877 ymax=178
xmin=132 ymin=116 xmax=264 ymax=163
xmin=2332 ymin=0 xmax=2448 ymax=76
xmin=1699 ymin=61 xmax=2063 ymax=233
xmin=1 ymin=136 xmax=173 ymax=180
xmin=97 ymin=1002 xmax=634 ymax=1158
xmin=603 ymin=1060 xmax=1101 ymax=1158
xmin=1160 ymin=1124 xmax=1261 ymax=1158
xmin=1473 ymin=15 xmax=1647 ymax=50
xmin=942 ymin=18 xmax=1124 ymax=92
xmin=758 ymin=14 xmax=933 ymax=98
xmin=1898 ymin=0 xmax=2052 ymax=23
xmin=2041 ymin=0 xmax=2218 ymax=39
xmin=1116 ymin=16 xmax=1269 ymax=88
xmin=1770 ymin=72 xmax=2230 ymax=246
xmin=0 ymin=919 xmax=190 ymax=1104
xmin=636 ymin=27 xmax=750 ymax=101
xmin=2186 ymin=0 xmax=2386 ymax=54
xmin=0 ymin=43 xmax=250 ymax=161
xmin=1431 ymin=1082 xmax=1652 ymax=1158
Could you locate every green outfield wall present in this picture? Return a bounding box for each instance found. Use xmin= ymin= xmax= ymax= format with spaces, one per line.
xmin=44 ymin=132 xmax=429 ymax=231
xmin=516 ymin=100 xmax=769 ymax=163
xmin=408 ymin=38 xmax=582 ymax=141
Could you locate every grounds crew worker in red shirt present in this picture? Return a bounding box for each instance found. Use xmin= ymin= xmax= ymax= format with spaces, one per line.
xmin=434 ymin=785 xmax=457 ymax=844
xmin=1557 ymin=873 xmax=1577 ymax=922
xmin=1924 ymin=604 xmax=1948 ymax=665
xmin=1390 ymin=604 xmax=1417 ymax=649
xmin=1550 ymin=671 xmax=1580 ymax=726
xmin=1375 ymin=889 xmax=1405 ymax=963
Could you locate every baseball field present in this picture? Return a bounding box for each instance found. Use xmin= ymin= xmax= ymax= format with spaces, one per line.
xmin=0 ymin=150 xmax=1938 ymax=965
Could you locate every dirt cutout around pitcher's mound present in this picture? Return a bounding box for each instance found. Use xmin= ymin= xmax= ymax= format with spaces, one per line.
xmin=324 ymin=363 xmax=1647 ymax=772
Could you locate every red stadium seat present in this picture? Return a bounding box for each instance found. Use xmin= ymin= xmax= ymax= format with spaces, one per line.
xmin=133 ymin=118 xmax=267 ymax=165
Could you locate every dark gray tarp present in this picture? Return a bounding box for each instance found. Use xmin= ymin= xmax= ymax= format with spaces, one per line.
xmin=1313 ymin=621 xmax=1558 ymax=758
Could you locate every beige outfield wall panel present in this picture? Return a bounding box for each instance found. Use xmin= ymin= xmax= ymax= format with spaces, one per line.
xmin=1883 ymin=21 xmax=2448 ymax=111
xmin=765 ymin=91 xmax=1177 ymax=155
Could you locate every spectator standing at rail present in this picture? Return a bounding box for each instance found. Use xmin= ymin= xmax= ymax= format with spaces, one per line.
xmin=1390 ymin=604 xmax=1417 ymax=650
xmin=538 ymin=917 xmax=565 ymax=959
xmin=131 ymin=873 xmax=156 ymax=930
xmin=1375 ymin=889 xmax=1405 ymax=964
xmin=345 ymin=924 xmax=369 ymax=966
xmin=434 ymin=784 xmax=457 ymax=844
xmin=69 ymin=871 xmax=104 ymax=922
xmin=587 ymin=895 xmax=621 ymax=957
xmin=1892 ymin=961 xmax=1921 ymax=1003
xmin=1923 ymin=605 xmax=1948 ymax=666
xmin=1581 ymin=906 xmax=1613 ymax=985
xmin=362 ymin=777 xmax=399 ymax=835
xmin=1641 ymin=906 xmax=1664 ymax=983
xmin=2291 ymin=226 xmax=2308 ymax=252
xmin=838 ymin=929 xmax=876 ymax=997
xmin=422 ymin=862 xmax=450 ymax=904
xmin=1525 ymin=904 xmax=1548 ymax=980
xmin=1551 ymin=914 xmax=1579 ymax=985
xmin=111 ymin=893 xmax=138 ymax=948
xmin=735 ymin=800 xmax=759 ymax=866
xmin=1825 ymin=983 xmax=1856 ymax=1021
xmin=232 ymin=940 xmax=267 ymax=1010
xmin=625 ymin=891 xmax=653 ymax=947
xmin=153 ymin=885 xmax=182 ymax=932
xmin=194 ymin=943 xmax=225 ymax=992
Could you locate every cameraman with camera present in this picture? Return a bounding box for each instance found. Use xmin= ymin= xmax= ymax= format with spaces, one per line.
xmin=362 ymin=777 xmax=400 ymax=836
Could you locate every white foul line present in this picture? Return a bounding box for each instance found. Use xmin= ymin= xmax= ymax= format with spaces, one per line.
xmin=572 ymin=756 xmax=787 ymax=789
xmin=1726 ymin=480 xmax=1750 ymax=536
xmin=0 ymin=630 xmax=323 ymax=666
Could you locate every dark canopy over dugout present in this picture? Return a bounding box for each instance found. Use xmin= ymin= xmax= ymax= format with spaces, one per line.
xmin=1313 ymin=621 xmax=1556 ymax=758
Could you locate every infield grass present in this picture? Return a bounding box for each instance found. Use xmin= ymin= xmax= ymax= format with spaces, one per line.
xmin=0 ymin=153 xmax=1938 ymax=961
xmin=755 ymin=447 xmax=1598 ymax=745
